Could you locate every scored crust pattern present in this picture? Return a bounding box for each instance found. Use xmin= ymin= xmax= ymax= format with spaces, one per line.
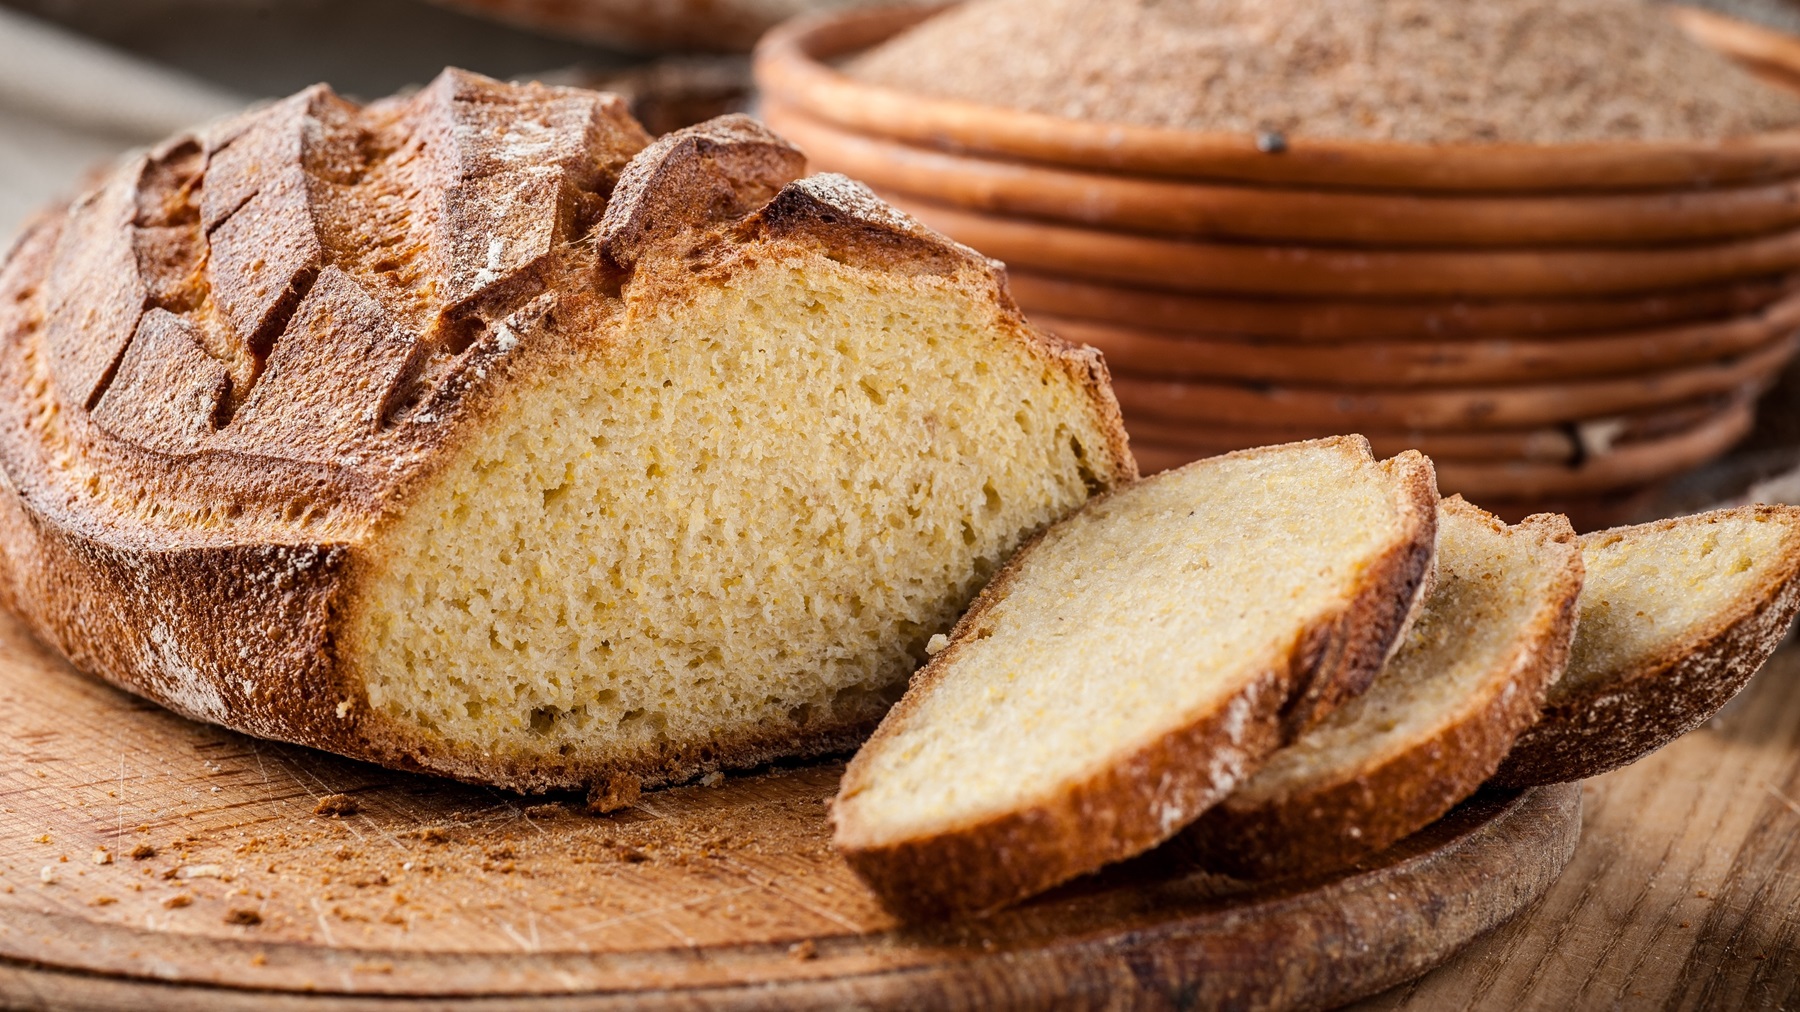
xmin=45 ymin=70 xmax=646 ymax=469
xmin=0 ymin=71 xmax=658 ymax=779
xmin=0 ymin=70 xmax=1129 ymax=790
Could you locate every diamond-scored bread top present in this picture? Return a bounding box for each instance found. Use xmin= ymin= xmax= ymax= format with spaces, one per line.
xmin=0 ymin=70 xmax=1053 ymax=549
xmin=53 ymin=70 xmax=644 ymax=447
xmin=0 ymin=70 xmax=649 ymax=542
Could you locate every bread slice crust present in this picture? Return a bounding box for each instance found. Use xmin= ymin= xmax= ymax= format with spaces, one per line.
xmin=832 ymin=437 xmax=1438 ymax=919
xmin=1187 ymin=498 xmax=1583 ymax=879
xmin=1493 ymin=504 xmax=1800 ymax=787
xmin=0 ymin=72 xmax=1134 ymax=793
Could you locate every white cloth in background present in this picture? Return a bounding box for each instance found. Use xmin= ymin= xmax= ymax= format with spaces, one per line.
xmin=0 ymin=6 xmax=245 ymax=241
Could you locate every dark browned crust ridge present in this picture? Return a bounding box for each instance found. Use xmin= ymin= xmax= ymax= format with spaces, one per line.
xmin=832 ymin=437 xmax=1438 ymax=920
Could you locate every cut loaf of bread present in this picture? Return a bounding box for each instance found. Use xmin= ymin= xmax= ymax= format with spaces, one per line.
xmin=1186 ymin=496 xmax=1582 ymax=879
xmin=832 ymin=436 xmax=1438 ymax=919
xmin=0 ymin=71 xmax=1134 ymax=792
xmin=1493 ymin=504 xmax=1800 ymax=787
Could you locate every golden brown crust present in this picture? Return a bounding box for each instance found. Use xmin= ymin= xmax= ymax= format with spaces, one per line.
xmin=1188 ymin=501 xmax=1584 ymax=879
xmin=0 ymin=71 xmax=651 ymax=786
xmin=1281 ymin=448 xmax=1439 ymax=737
xmin=598 ymin=113 xmax=805 ymax=270
xmin=0 ymin=71 xmax=1135 ymax=794
xmin=832 ymin=437 xmax=1436 ymax=919
xmin=1492 ymin=504 xmax=1800 ymax=788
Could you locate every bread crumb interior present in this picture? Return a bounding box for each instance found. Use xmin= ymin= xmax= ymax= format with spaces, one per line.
xmin=350 ymin=256 xmax=1118 ymax=776
xmin=841 ymin=440 xmax=1411 ymax=842
xmin=1230 ymin=501 xmax=1568 ymax=802
xmin=1562 ymin=511 xmax=1790 ymax=696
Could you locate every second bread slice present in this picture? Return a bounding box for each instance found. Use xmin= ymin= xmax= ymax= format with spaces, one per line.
xmin=831 ymin=436 xmax=1438 ymax=918
xmin=1185 ymin=497 xmax=1583 ymax=879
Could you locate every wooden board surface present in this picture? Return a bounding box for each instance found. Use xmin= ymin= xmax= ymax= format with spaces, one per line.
xmin=0 ymin=607 xmax=1579 ymax=1010
xmin=1355 ymin=639 xmax=1800 ymax=1011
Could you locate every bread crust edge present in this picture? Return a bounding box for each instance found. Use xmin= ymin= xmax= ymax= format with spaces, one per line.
xmin=1491 ymin=503 xmax=1800 ymax=788
xmin=831 ymin=437 xmax=1439 ymax=919
xmin=1187 ymin=501 xmax=1584 ymax=879
xmin=0 ymin=105 xmax=1137 ymax=796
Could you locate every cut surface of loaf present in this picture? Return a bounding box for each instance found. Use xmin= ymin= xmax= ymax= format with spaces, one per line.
xmin=1494 ymin=504 xmax=1800 ymax=787
xmin=832 ymin=436 xmax=1438 ymax=919
xmin=0 ymin=71 xmax=1133 ymax=792
xmin=1188 ymin=496 xmax=1582 ymax=879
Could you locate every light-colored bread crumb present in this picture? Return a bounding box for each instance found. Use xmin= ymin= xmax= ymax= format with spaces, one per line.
xmin=1189 ymin=497 xmax=1581 ymax=878
xmin=834 ymin=437 xmax=1437 ymax=916
xmin=1562 ymin=511 xmax=1790 ymax=695
xmin=353 ymin=255 xmax=1120 ymax=779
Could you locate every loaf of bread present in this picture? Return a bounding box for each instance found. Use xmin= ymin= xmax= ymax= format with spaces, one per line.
xmin=1187 ymin=497 xmax=1582 ymax=879
xmin=832 ymin=437 xmax=1437 ymax=919
xmin=1494 ymin=504 xmax=1800 ymax=787
xmin=0 ymin=70 xmax=1133 ymax=793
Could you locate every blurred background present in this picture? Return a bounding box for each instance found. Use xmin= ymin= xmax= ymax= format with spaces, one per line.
xmin=0 ymin=0 xmax=891 ymax=236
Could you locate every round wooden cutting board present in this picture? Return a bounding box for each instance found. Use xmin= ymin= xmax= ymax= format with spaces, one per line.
xmin=0 ymin=609 xmax=1580 ymax=1010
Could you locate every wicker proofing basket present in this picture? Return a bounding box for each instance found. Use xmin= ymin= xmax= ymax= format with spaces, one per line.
xmin=755 ymin=4 xmax=1800 ymax=190
xmin=760 ymin=99 xmax=1800 ymax=247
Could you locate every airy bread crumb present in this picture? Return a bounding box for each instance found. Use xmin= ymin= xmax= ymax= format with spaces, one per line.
xmin=1563 ymin=510 xmax=1790 ymax=694
xmin=353 ymin=254 xmax=1121 ymax=785
xmin=1190 ymin=497 xmax=1581 ymax=878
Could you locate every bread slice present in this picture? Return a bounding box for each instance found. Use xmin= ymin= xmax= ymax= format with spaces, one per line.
xmin=1186 ymin=497 xmax=1582 ymax=879
xmin=831 ymin=436 xmax=1438 ymax=919
xmin=0 ymin=71 xmax=1134 ymax=792
xmin=1493 ymin=504 xmax=1800 ymax=787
